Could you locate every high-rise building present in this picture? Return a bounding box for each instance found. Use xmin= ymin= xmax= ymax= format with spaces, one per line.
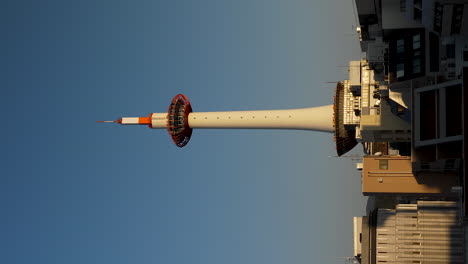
xmin=351 ymin=0 xmax=467 ymax=208
xmin=352 ymin=0 xmax=467 ymax=262
xmin=354 ymin=201 xmax=464 ymax=264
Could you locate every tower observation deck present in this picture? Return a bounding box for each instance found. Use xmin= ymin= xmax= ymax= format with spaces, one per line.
xmin=99 ymin=83 xmax=357 ymax=155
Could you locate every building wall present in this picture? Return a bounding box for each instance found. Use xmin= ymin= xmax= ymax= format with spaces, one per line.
xmin=362 ymin=156 xmax=458 ymax=195
xmin=382 ymin=0 xmax=422 ymax=29
xmin=375 ymin=201 xmax=464 ymax=263
xmin=359 ymin=99 xmax=411 ymax=142
xmin=413 ymin=80 xmax=463 ymax=148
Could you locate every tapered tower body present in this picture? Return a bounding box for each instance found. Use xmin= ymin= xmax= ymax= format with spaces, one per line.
xmin=99 ymin=83 xmax=358 ymax=155
xmin=187 ymin=106 xmax=333 ymax=131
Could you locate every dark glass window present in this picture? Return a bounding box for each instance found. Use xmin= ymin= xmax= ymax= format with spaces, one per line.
xmin=419 ymin=90 xmax=438 ymax=141
xmin=397 ymin=39 xmax=405 ymax=53
xmin=451 ymin=4 xmax=464 ymax=34
xmin=429 ymin=32 xmax=439 ymax=72
xmin=397 ymin=63 xmax=405 ymax=78
xmin=433 ymin=2 xmax=443 ymax=33
xmin=413 ymin=34 xmax=420 ymax=49
xmin=413 ymin=58 xmax=421 ymax=74
xmin=446 ymin=44 xmax=455 ymax=58
xmin=414 ymin=8 xmax=422 ymax=23
xmin=446 ymin=85 xmax=462 ymax=136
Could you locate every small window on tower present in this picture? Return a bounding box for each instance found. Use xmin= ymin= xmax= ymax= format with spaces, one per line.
xmin=379 ymin=159 xmax=389 ymax=170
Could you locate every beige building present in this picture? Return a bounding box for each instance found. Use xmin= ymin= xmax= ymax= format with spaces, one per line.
xmin=362 ymin=155 xmax=459 ymax=196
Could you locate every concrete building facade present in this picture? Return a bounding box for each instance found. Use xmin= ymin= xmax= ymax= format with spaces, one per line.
xmin=352 ymin=0 xmax=467 ymax=261
xmin=361 ymin=155 xmax=459 ymax=196
xmin=349 ymin=0 xmax=466 ymax=203
xmin=354 ymin=201 xmax=464 ymax=264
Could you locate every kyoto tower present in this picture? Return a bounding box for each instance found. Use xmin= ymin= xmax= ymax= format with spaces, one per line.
xmin=99 ymin=83 xmax=356 ymax=155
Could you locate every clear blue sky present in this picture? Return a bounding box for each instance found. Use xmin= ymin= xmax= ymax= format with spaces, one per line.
xmin=3 ymin=0 xmax=367 ymax=263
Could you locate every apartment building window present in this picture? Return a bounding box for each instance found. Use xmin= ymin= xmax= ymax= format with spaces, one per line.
xmin=433 ymin=2 xmax=443 ymax=33
xmin=446 ymin=44 xmax=455 ymax=58
xmin=397 ymin=63 xmax=405 ymax=78
xmin=414 ymin=8 xmax=422 ymax=23
xmin=451 ymin=4 xmax=464 ymax=35
xmin=419 ymin=90 xmax=438 ymax=141
xmin=413 ymin=34 xmax=420 ymax=49
xmin=389 ymin=29 xmax=425 ymax=80
xmin=413 ymin=58 xmax=421 ymax=74
xmin=446 ymin=84 xmax=463 ymax=136
xmin=429 ymin=32 xmax=439 ymax=72
xmin=397 ymin=39 xmax=405 ymax=53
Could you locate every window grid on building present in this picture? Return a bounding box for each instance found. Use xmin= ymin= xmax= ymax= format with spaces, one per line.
xmin=375 ymin=201 xmax=464 ymax=264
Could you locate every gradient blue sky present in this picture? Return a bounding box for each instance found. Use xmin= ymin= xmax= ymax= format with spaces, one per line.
xmin=4 ymin=0 xmax=367 ymax=263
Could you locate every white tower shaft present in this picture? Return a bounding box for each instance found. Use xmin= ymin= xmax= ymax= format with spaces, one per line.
xmin=150 ymin=105 xmax=333 ymax=133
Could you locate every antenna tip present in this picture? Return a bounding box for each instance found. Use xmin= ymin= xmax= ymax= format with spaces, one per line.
xmin=96 ymin=120 xmax=115 ymax=123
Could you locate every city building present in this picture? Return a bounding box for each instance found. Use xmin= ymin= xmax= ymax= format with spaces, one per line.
xmin=352 ymin=1 xmax=467 ymax=262
xmin=361 ymin=155 xmax=459 ymax=196
xmin=354 ymin=200 xmax=464 ymax=264
xmin=349 ymin=0 xmax=467 ymax=207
